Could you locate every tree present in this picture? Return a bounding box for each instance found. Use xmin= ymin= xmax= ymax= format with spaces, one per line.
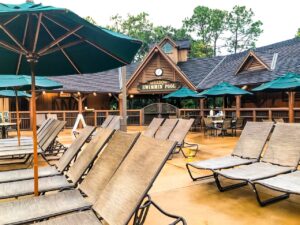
xmin=152 ymin=26 xmax=190 ymax=43
xmin=190 ymin=40 xmax=213 ymax=58
xmin=183 ymin=6 xmax=227 ymax=57
xmin=85 ymin=16 xmax=97 ymax=25
xmin=296 ymin=28 xmax=300 ymax=37
xmin=225 ymin=6 xmax=263 ymax=53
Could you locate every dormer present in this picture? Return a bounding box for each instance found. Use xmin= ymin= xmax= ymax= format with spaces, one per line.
xmin=235 ymin=50 xmax=278 ymax=75
xmin=158 ymin=37 xmax=190 ymax=64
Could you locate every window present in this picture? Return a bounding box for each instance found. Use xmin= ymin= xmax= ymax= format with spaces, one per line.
xmin=162 ymin=42 xmax=173 ymax=54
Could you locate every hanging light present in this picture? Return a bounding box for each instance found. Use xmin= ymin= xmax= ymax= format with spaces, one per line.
xmin=42 ymin=91 xmax=46 ymax=95
xmin=108 ymin=93 xmax=112 ymax=97
xmin=93 ymin=92 xmax=97 ymax=96
xmin=77 ymin=92 xmax=81 ymax=96
xmin=130 ymin=94 xmax=134 ymax=98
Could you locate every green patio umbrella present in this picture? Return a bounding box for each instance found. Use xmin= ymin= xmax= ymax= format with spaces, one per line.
xmin=0 ymin=1 xmax=142 ymax=196
xmin=252 ymin=73 xmax=300 ymax=91
xmin=198 ymin=82 xmax=252 ymax=97
xmin=0 ymin=90 xmax=31 ymax=145
xmin=163 ymin=87 xmax=200 ymax=99
xmin=0 ymin=75 xmax=62 ymax=146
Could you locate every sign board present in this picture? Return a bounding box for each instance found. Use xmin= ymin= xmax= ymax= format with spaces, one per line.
xmin=138 ymin=79 xmax=181 ymax=92
xmin=60 ymin=93 xmax=71 ymax=98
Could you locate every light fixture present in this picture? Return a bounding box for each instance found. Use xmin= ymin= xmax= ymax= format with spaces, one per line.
xmin=108 ymin=93 xmax=112 ymax=97
xmin=93 ymin=92 xmax=97 ymax=96
xmin=242 ymin=85 xmax=248 ymax=90
xmin=130 ymin=94 xmax=134 ymax=98
xmin=60 ymin=91 xmax=64 ymax=95
xmin=42 ymin=91 xmax=46 ymax=95
xmin=77 ymin=92 xmax=81 ymax=96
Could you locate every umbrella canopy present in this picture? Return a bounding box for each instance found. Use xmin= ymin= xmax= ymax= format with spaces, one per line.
xmin=0 ymin=75 xmax=62 ymax=90
xmin=252 ymin=72 xmax=300 ymax=92
xmin=0 ymin=1 xmax=141 ymax=196
xmin=163 ymin=87 xmax=200 ymax=99
xmin=0 ymin=2 xmax=142 ymax=75
xmin=198 ymin=82 xmax=252 ymax=97
xmin=0 ymin=90 xmax=31 ymax=97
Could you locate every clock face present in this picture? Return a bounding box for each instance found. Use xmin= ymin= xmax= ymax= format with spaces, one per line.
xmin=155 ymin=68 xmax=163 ymax=76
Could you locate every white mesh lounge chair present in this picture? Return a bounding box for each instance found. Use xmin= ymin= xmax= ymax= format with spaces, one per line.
xmin=143 ymin=117 xmax=164 ymax=137
xmin=252 ymin=170 xmax=300 ymax=206
xmin=106 ymin=115 xmax=120 ymax=130
xmin=186 ymin=122 xmax=274 ymax=181
xmin=0 ymin=129 xmax=138 ymax=199
xmin=155 ymin=118 xmax=178 ymax=140
xmin=0 ymin=126 xmax=95 ymax=183
xmin=214 ymin=123 xmax=300 ymax=192
xmin=0 ymin=136 xmax=185 ymax=225
xmin=169 ymin=118 xmax=198 ymax=158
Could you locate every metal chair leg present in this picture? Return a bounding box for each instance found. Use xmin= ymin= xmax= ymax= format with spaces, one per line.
xmin=186 ymin=163 xmax=213 ymax=181
xmin=213 ymin=173 xmax=248 ymax=192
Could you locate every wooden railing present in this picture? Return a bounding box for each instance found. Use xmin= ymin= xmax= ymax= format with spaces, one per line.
xmin=7 ymin=107 xmax=300 ymax=130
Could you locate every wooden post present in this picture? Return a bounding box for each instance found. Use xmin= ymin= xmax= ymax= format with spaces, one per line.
xmin=200 ymin=99 xmax=204 ymax=117
xmin=268 ymin=109 xmax=272 ymax=121
xmin=120 ymin=67 xmax=127 ymax=132
xmin=288 ymin=91 xmax=295 ymax=123
xmin=253 ymin=110 xmax=257 ymax=122
xmin=94 ymin=111 xmax=97 ymax=126
xmin=235 ymin=95 xmax=241 ymax=118
xmin=139 ymin=110 xmax=143 ymax=126
xmin=14 ymin=90 xmax=21 ymax=146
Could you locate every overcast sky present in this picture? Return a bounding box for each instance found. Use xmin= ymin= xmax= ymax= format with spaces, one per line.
xmin=12 ymin=0 xmax=300 ymax=47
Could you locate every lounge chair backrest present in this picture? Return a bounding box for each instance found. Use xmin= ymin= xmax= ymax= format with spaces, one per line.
xmin=93 ymin=135 xmax=176 ymax=225
xmin=155 ymin=119 xmax=178 ymax=140
xmin=262 ymin=123 xmax=300 ymax=167
xmin=38 ymin=119 xmax=60 ymax=146
xmin=100 ymin=115 xmax=114 ymax=128
xmin=36 ymin=114 xmax=46 ymax=127
xmin=168 ymin=118 xmax=194 ymax=144
xmin=107 ymin=116 xmax=120 ymax=130
xmin=40 ymin=120 xmax=66 ymax=151
xmin=37 ymin=118 xmax=54 ymax=140
xmin=80 ymin=131 xmax=140 ymax=203
xmin=56 ymin=126 xmax=96 ymax=172
xmin=274 ymin=118 xmax=284 ymax=123
xmin=233 ymin=122 xmax=274 ymax=159
xmin=66 ymin=128 xmax=114 ymax=184
xmin=143 ymin=117 xmax=164 ymax=137
xmin=47 ymin=113 xmax=58 ymax=120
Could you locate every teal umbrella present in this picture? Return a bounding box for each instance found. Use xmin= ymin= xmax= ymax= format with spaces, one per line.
xmin=0 ymin=90 xmax=31 ymax=97
xmin=0 ymin=1 xmax=141 ymax=195
xmin=163 ymin=87 xmax=200 ymax=99
xmin=198 ymin=82 xmax=252 ymax=97
xmin=252 ymin=73 xmax=300 ymax=91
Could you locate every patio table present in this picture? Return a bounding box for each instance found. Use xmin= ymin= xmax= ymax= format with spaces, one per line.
xmin=0 ymin=122 xmax=16 ymax=139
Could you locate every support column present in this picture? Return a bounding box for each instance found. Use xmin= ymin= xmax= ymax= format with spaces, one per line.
xmin=288 ymin=91 xmax=295 ymax=123
xmin=200 ymin=98 xmax=204 ymax=118
xmin=235 ymin=95 xmax=241 ymax=118
xmin=120 ymin=66 xmax=127 ymax=132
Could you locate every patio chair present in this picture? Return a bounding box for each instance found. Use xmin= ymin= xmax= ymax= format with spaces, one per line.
xmin=155 ymin=118 xmax=178 ymax=140
xmin=252 ymin=170 xmax=300 ymax=206
xmin=143 ymin=117 xmax=164 ymax=137
xmin=0 ymin=130 xmax=139 ymax=201
xmin=0 ymin=126 xmax=96 ymax=183
xmin=203 ymin=117 xmax=216 ymax=136
xmin=273 ymin=118 xmax=284 ymax=123
xmin=169 ymin=118 xmax=198 ymax=158
xmin=231 ymin=117 xmax=244 ymax=136
xmin=0 ymin=136 xmax=186 ymax=225
xmin=216 ymin=118 xmax=232 ymax=137
xmin=106 ymin=115 xmax=120 ymax=130
xmin=213 ymin=123 xmax=300 ymax=192
xmin=47 ymin=113 xmax=58 ymax=120
xmin=36 ymin=113 xmax=47 ymax=128
xmin=186 ymin=122 xmax=274 ymax=181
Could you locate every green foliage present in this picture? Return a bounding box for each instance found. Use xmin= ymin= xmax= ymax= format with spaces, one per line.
xmin=190 ymin=40 xmax=213 ymax=58
xmin=85 ymin=16 xmax=97 ymax=25
xmin=296 ymin=28 xmax=300 ymax=38
xmin=180 ymin=99 xmax=198 ymax=109
xmin=225 ymin=6 xmax=263 ymax=53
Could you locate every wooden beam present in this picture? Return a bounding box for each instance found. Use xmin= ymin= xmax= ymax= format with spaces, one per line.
xmin=288 ymin=91 xmax=295 ymax=123
xmin=32 ymin=13 xmax=42 ymax=53
xmin=0 ymin=40 xmax=24 ymax=54
xmin=16 ymin=15 xmax=29 ymax=74
xmin=41 ymin=39 xmax=85 ymax=56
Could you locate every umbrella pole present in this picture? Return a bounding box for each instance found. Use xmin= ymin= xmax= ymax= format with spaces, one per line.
xmin=29 ymin=60 xmax=39 ymax=196
xmin=14 ymin=90 xmax=21 ymax=146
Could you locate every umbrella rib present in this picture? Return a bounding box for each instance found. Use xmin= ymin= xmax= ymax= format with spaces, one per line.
xmin=32 ymin=13 xmax=42 ymax=53
xmin=16 ymin=15 xmax=29 ymax=75
xmin=3 ymin=15 xmax=20 ymax=26
xmin=40 ymin=39 xmax=85 ymax=56
xmin=43 ymin=14 xmax=130 ymax=65
xmin=0 ymin=22 xmax=28 ymax=54
xmin=39 ymin=19 xmax=81 ymax=74
xmin=0 ymin=40 xmax=23 ymax=54
xmin=37 ymin=25 xmax=83 ymax=55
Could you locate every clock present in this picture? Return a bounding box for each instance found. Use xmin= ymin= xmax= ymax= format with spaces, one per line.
xmin=155 ymin=68 xmax=163 ymax=76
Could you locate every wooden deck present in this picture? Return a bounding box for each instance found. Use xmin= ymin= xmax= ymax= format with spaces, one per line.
xmin=1 ymin=127 xmax=300 ymax=225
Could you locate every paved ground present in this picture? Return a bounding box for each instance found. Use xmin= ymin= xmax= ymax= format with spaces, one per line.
xmin=1 ymin=127 xmax=299 ymax=225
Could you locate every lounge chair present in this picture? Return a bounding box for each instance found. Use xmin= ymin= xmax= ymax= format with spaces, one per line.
xmin=274 ymin=118 xmax=284 ymax=123
xmin=155 ymin=118 xmax=178 ymax=140
xmin=36 ymin=113 xmax=47 ymax=128
xmin=213 ymin=123 xmax=300 ymax=192
xmin=186 ymin=122 xmax=274 ymax=181
xmin=0 ymin=128 xmax=138 ymax=200
xmin=0 ymin=135 xmax=185 ymax=225
xmin=169 ymin=118 xmax=198 ymax=158
xmin=143 ymin=117 xmax=164 ymax=137
xmin=0 ymin=126 xmax=95 ymax=183
xmin=106 ymin=115 xmax=120 ymax=130
xmin=252 ymin=170 xmax=300 ymax=206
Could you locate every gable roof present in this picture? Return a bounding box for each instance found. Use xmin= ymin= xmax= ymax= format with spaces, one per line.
xmin=126 ymin=45 xmax=196 ymax=90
